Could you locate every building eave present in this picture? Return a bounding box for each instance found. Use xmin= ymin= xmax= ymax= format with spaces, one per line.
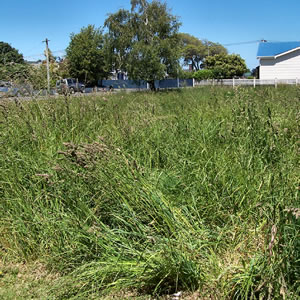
xmin=274 ymin=46 xmax=300 ymax=58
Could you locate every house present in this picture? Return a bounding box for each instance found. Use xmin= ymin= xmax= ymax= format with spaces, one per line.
xmin=257 ymin=41 xmax=300 ymax=79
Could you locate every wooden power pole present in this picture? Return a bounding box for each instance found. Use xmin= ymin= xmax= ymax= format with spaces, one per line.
xmin=43 ymin=38 xmax=50 ymax=94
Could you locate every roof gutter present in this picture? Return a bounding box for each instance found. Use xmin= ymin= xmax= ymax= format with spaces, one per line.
xmin=257 ymin=56 xmax=274 ymax=59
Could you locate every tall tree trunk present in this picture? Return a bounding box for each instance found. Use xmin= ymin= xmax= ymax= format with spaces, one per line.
xmin=192 ymin=61 xmax=196 ymax=71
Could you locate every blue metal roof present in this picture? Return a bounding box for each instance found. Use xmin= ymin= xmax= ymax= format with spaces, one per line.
xmin=257 ymin=42 xmax=300 ymax=57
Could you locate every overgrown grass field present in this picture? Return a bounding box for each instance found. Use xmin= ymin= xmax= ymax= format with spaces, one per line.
xmin=0 ymin=87 xmax=299 ymax=299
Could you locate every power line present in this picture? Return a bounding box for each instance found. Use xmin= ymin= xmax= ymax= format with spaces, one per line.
xmin=223 ymin=40 xmax=262 ymax=46
xmin=24 ymin=49 xmax=66 ymax=60
xmin=222 ymin=39 xmax=294 ymax=47
xmin=223 ymin=39 xmax=300 ymax=46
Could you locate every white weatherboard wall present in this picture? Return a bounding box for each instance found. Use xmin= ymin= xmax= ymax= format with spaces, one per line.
xmin=259 ymin=49 xmax=300 ymax=79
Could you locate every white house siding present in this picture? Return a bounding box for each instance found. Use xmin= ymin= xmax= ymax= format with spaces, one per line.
xmin=259 ymin=49 xmax=300 ymax=79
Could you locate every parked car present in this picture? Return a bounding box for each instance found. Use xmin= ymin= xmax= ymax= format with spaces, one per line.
xmin=0 ymin=81 xmax=11 ymax=88
xmin=56 ymin=78 xmax=85 ymax=94
xmin=0 ymin=81 xmax=20 ymax=97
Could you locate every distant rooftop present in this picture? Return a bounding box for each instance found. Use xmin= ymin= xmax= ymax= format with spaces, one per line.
xmin=257 ymin=42 xmax=300 ymax=57
xmin=25 ymin=60 xmax=42 ymax=65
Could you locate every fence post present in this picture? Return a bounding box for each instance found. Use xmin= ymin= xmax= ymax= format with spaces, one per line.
xmin=233 ymin=78 xmax=235 ymax=88
xmin=192 ymin=78 xmax=195 ymax=87
xmin=275 ymin=78 xmax=277 ymax=88
xmin=254 ymin=78 xmax=256 ymax=88
xmin=177 ymin=78 xmax=180 ymax=88
xmin=213 ymin=79 xmax=215 ymax=86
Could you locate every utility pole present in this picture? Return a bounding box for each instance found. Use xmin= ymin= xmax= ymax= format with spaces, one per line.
xmin=207 ymin=41 xmax=210 ymax=56
xmin=43 ymin=38 xmax=50 ymax=95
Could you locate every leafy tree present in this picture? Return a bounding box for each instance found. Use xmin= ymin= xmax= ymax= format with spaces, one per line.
xmin=0 ymin=63 xmax=29 ymax=83
xmin=179 ymin=33 xmax=227 ymax=71
xmin=66 ymin=25 xmax=107 ymax=85
xmin=0 ymin=42 xmax=24 ymax=65
xmin=131 ymin=0 xmax=148 ymax=11
xmin=0 ymin=42 xmax=28 ymax=82
xmin=104 ymin=0 xmax=181 ymax=90
xmin=203 ymin=40 xmax=227 ymax=57
xmin=179 ymin=33 xmax=206 ymax=71
xmin=104 ymin=9 xmax=134 ymax=75
xmin=204 ymin=54 xmax=248 ymax=79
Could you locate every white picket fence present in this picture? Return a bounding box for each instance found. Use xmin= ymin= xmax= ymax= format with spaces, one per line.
xmin=195 ymin=78 xmax=300 ymax=88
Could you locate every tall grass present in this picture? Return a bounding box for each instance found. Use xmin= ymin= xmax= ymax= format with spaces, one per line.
xmin=0 ymin=87 xmax=299 ymax=299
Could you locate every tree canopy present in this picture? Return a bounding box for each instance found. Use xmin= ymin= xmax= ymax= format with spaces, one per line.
xmin=66 ymin=25 xmax=107 ymax=85
xmin=204 ymin=53 xmax=248 ymax=79
xmin=104 ymin=9 xmax=134 ymax=75
xmin=0 ymin=41 xmax=28 ymax=82
xmin=179 ymin=33 xmax=227 ymax=71
xmin=105 ymin=0 xmax=181 ymax=90
xmin=0 ymin=42 xmax=24 ymax=65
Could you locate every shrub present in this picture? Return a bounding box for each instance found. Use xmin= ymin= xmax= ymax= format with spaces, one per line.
xmin=193 ymin=69 xmax=214 ymax=80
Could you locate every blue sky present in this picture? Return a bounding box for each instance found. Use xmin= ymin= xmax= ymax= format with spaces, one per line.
xmin=1 ymin=0 xmax=300 ymax=70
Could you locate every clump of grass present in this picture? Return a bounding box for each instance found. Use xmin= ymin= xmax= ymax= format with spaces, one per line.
xmin=0 ymin=87 xmax=299 ymax=298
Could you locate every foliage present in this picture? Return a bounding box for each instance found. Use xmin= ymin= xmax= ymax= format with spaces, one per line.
xmin=251 ymin=67 xmax=259 ymax=78
xmin=27 ymin=63 xmax=60 ymax=90
xmin=178 ymin=70 xmax=194 ymax=79
xmin=105 ymin=0 xmax=181 ymax=90
xmin=204 ymin=53 xmax=248 ymax=78
xmin=56 ymin=58 xmax=71 ymax=79
xmin=104 ymin=9 xmax=134 ymax=75
xmin=179 ymin=69 xmax=216 ymax=81
xmin=0 ymin=41 xmax=24 ymax=65
xmin=0 ymin=63 xmax=30 ymax=83
xmin=0 ymin=41 xmax=28 ymax=83
xmin=0 ymin=42 xmax=63 ymax=89
xmin=193 ymin=69 xmax=214 ymax=80
xmin=0 ymin=87 xmax=299 ymax=299
xmin=179 ymin=33 xmax=227 ymax=71
xmin=24 ymin=47 xmax=65 ymax=90
xmin=66 ymin=25 xmax=107 ymax=85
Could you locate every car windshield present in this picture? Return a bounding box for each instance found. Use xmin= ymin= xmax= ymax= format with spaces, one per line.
xmin=67 ymin=79 xmax=76 ymax=84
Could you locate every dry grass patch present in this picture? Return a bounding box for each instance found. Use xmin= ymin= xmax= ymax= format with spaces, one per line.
xmin=0 ymin=260 xmax=59 ymax=299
